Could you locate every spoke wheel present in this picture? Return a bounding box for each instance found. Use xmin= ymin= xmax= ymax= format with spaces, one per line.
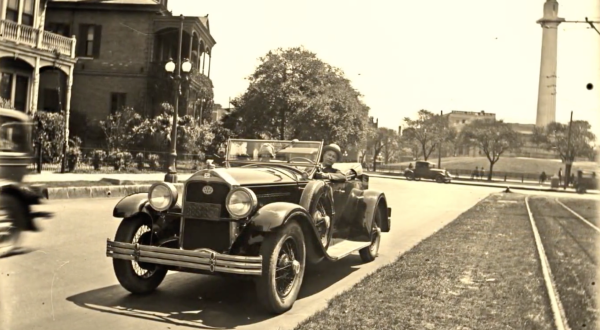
xmin=359 ymin=206 xmax=382 ymax=263
xmin=113 ymin=216 xmax=168 ymax=294
xmin=255 ymin=219 xmax=306 ymax=314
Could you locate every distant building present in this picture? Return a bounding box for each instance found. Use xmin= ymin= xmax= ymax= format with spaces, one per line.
xmin=45 ymin=0 xmax=216 ymax=122
xmin=212 ymin=105 xmax=228 ymax=122
xmin=446 ymin=110 xmax=496 ymax=156
xmin=0 ymin=0 xmax=77 ymax=114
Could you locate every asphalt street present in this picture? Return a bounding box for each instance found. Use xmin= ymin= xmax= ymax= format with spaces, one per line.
xmin=1 ymin=178 xmax=509 ymax=330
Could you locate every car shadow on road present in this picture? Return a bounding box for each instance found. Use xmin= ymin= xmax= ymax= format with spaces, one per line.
xmin=66 ymin=255 xmax=363 ymax=329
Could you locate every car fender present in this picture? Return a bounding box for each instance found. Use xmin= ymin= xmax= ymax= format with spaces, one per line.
xmin=250 ymin=202 xmax=312 ymax=232
xmin=0 ymin=183 xmax=43 ymax=205
xmin=113 ymin=193 xmax=153 ymax=218
xmin=362 ymin=190 xmax=391 ymax=232
xmin=249 ymin=201 xmax=329 ymax=261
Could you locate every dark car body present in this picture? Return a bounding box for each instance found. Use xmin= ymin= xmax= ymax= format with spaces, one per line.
xmin=404 ymin=161 xmax=452 ymax=183
xmin=107 ymin=138 xmax=391 ymax=314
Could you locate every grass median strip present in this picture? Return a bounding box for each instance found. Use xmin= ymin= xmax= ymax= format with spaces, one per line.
xmin=558 ymin=198 xmax=599 ymax=226
xmin=528 ymin=197 xmax=598 ymax=330
xmin=294 ymin=192 xmax=554 ymax=330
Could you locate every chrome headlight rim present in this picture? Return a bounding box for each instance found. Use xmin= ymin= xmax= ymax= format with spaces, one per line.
xmin=148 ymin=182 xmax=178 ymax=212
xmin=225 ymin=187 xmax=258 ymax=219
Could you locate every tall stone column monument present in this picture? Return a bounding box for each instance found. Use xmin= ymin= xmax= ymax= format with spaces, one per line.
xmin=535 ymin=0 xmax=565 ymax=127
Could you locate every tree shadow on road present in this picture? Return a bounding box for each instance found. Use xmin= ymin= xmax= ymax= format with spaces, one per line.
xmin=66 ymin=255 xmax=363 ymax=329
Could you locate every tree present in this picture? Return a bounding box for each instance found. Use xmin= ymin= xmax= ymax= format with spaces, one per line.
xmin=402 ymin=110 xmax=455 ymax=160
xmin=459 ymin=119 xmax=522 ymax=181
xmin=532 ymin=120 xmax=596 ymax=188
xmin=230 ymin=46 xmax=370 ymax=147
xmin=367 ymin=127 xmax=398 ymax=171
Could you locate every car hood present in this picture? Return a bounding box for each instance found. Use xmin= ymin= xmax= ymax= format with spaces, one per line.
xmin=188 ymin=167 xmax=299 ymax=186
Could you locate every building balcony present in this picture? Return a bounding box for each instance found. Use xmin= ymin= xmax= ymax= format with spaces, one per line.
xmin=0 ymin=19 xmax=76 ymax=58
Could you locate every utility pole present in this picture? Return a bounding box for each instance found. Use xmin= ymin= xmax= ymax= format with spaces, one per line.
xmin=564 ymin=110 xmax=573 ymax=189
xmin=438 ymin=110 xmax=443 ymax=169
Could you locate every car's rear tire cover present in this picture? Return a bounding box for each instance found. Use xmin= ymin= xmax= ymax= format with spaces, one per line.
xmin=113 ymin=215 xmax=168 ymax=294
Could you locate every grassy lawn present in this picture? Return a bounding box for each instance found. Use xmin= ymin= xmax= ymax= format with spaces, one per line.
xmin=558 ymin=198 xmax=599 ymax=226
xmin=528 ymin=197 xmax=598 ymax=330
xmin=294 ymin=193 xmax=554 ymax=330
xmin=388 ymin=156 xmax=598 ymax=174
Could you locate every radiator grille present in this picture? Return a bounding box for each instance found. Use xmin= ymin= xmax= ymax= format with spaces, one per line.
xmin=181 ymin=219 xmax=231 ymax=252
xmin=184 ymin=181 xmax=230 ymax=219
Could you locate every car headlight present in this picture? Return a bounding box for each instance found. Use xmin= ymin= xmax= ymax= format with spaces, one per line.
xmin=148 ymin=182 xmax=178 ymax=212
xmin=225 ymin=187 xmax=257 ymax=219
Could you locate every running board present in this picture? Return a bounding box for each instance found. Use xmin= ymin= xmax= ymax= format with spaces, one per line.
xmin=326 ymin=240 xmax=371 ymax=260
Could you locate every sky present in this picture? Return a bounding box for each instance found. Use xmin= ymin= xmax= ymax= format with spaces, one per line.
xmin=169 ymin=0 xmax=600 ymax=135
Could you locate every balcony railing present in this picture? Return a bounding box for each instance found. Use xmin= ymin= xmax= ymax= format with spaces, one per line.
xmin=0 ymin=19 xmax=76 ymax=58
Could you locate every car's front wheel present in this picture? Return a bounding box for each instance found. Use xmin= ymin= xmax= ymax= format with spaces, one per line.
xmin=255 ymin=219 xmax=306 ymax=314
xmin=113 ymin=215 xmax=168 ymax=294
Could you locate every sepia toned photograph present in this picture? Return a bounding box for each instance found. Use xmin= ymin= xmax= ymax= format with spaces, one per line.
xmin=0 ymin=0 xmax=598 ymax=329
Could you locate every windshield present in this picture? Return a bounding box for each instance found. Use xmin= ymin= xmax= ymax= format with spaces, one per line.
xmin=0 ymin=116 xmax=32 ymax=153
xmin=226 ymin=139 xmax=323 ymax=170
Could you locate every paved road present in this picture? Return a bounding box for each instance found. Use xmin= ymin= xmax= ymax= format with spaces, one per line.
xmin=2 ymin=178 xmax=495 ymax=330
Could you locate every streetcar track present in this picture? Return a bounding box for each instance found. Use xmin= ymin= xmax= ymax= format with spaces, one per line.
xmin=524 ymin=195 xmax=571 ymax=330
xmin=555 ymin=198 xmax=600 ymax=234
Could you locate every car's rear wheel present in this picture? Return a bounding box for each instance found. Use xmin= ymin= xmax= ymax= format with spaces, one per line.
xmin=405 ymin=172 xmax=414 ymax=180
xmin=113 ymin=215 xmax=168 ymax=294
xmin=0 ymin=195 xmax=24 ymax=258
xmin=359 ymin=206 xmax=382 ymax=263
xmin=255 ymin=219 xmax=306 ymax=314
xmin=436 ymin=175 xmax=444 ymax=183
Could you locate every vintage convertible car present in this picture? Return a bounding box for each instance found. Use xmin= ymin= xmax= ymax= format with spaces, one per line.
xmin=106 ymin=138 xmax=392 ymax=314
xmin=0 ymin=108 xmax=53 ymax=257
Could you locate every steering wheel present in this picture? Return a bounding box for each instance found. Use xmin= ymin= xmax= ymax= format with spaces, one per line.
xmin=289 ymin=157 xmax=316 ymax=164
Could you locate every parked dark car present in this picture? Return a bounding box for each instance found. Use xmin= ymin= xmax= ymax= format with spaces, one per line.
xmin=404 ymin=161 xmax=452 ymax=183
xmin=106 ymin=138 xmax=392 ymax=314
xmin=0 ymin=108 xmax=52 ymax=257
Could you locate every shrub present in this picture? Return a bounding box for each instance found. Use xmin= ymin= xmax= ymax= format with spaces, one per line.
xmin=107 ymin=150 xmax=133 ymax=171
xmin=135 ymin=152 xmax=145 ymax=170
xmin=91 ymin=149 xmax=106 ymax=171
xmin=148 ymin=154 xmax=161 ymax=170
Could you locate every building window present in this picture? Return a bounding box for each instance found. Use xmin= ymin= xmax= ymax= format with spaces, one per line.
xmin=45 ymin=23 xmax=71 ymax=37
xmin=110 ymin=93 xmax=127 ymax=113
xmin=22 ymin=0 xmax=34 ymax=26
xmin=6 ymin=0 xmax=19 ymax=23
xmin=0 ymin=72 xmax=29 ymax=112
xmin=5 ymin=0 xmax=34 ymax=26
xmin=77 ymin=24 xmax=102 ymax=58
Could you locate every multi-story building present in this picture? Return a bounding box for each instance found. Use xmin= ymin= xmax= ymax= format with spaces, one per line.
xmin=446 ymin=110 xmax=496 ymax=156
xmin=0 ymin=0 xmax=77 ymax=114
xmin=45 ymin=0 xmax=216 ymax=126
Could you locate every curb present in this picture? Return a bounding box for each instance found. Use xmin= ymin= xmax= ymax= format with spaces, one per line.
xmin=367 ymin=172 xmax=599 ymax=195
xmin=44 ymin=183 xmax=184 ymax=200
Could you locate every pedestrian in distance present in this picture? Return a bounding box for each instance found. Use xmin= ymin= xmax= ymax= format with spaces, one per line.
xmin=558 ymin=167 xmax=563 ymax=185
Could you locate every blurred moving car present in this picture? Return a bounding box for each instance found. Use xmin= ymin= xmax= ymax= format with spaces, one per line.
xmin=0 ymin=108 xmax=53 ymax=258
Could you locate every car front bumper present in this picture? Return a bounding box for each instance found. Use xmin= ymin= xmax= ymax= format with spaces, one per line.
xmin=106 ymin=239 xmax=263 ymax=276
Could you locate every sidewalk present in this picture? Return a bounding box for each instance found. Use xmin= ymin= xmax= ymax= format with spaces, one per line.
xmin=366 ymin=172 xmax=599 ymax=195
xmin=23 ymin=171 xmax=193 ymax=182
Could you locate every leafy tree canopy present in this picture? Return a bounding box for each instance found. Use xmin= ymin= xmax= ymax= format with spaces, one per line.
xmin=228 ymin=46 xmax=370 ymax=149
